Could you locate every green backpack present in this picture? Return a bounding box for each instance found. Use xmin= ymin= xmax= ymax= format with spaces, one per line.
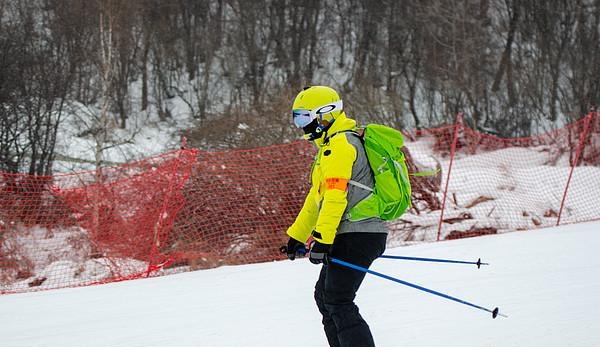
xmin=346 ymin=124 xmax=412 ymax=221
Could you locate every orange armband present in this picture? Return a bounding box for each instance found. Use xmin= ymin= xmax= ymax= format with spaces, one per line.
xmin=325 ymin=177 xmax=348 ymax=191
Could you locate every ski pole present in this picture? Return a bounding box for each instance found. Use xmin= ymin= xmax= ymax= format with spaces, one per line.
xmin=379 ymin=255 xmax=489 ymax=268
xmin=279 ymin=246 xmax=488 ymax=268
xmin=329 ymin=257 xmax=507 ymax=319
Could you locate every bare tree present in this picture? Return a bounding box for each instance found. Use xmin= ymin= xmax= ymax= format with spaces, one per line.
xmin=0 ymin=1 xmax=73 ymax=175
xmin=2 ymin=0 xmax=600 ymax=159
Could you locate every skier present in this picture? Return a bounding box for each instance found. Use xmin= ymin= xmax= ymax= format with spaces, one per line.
xmin=284 ymin=86 xmax=387 ymax=347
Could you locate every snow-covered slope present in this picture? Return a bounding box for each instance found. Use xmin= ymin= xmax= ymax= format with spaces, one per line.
xmin=1 ymin=220 xmax=599 ymax=347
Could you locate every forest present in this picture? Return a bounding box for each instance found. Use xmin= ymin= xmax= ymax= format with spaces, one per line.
xmin=1 ymin=0 xmax=599 ymax=175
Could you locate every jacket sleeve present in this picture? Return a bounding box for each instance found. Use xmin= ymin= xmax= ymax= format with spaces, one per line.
xmin=286 ymin=185 xmax=319 ymax=243
xmin=313 ymin=135 xmax=357 ymax=244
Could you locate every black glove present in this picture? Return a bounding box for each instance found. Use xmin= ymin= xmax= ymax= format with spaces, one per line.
xmin=284 ymin=237 xmax=307 ymax=260
xmin=309 ymin=240 xmax=331 ymax=265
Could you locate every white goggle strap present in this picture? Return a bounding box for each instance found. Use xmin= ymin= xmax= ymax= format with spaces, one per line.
xmin=314 ymin=100 xmax=343 ymax=119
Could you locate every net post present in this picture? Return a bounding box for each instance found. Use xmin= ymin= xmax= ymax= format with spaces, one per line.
xmin=557 ymin=108 xmax=595 ymax=226
xmin=437 ymin=113 xmax=463 ymax=241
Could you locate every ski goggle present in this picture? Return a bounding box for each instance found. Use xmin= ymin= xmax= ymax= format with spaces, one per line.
xmin=292 ymin=100 xmax=343 ymax=128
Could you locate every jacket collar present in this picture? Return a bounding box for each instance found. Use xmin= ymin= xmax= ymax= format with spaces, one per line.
xmin=314 ymin=112 xmax=356 ymax=147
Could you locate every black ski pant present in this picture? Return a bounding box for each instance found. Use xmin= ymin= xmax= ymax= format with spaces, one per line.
xmin=314 ymin=232 xmax=387 ymax=347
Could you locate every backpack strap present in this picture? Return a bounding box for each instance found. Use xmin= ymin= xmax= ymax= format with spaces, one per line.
xmin=348 ymin=179 xmax=373 ymax=192
xmin=324 ymin=129 xmax=361 ymax=144
xmin=410 ymin=169 xmax=440 ymax=177
xmin=342 ymin=129 xmax=375 ymax=193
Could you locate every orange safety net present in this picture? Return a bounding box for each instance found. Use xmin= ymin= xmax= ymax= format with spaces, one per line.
xmin=1 ymin=111 xmax=598 ymax=294
xmin=1 ymin=149 xmax=198 ymax=292
xmin=389 ymin=111 xmax=599 ymax=245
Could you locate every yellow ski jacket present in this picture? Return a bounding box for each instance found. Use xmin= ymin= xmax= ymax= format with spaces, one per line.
xmin=286 ymin=112 xmax=385 ymax=245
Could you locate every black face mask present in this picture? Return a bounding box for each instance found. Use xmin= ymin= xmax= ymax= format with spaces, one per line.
xmin=302 ymin=118 xmax=324 ymax=140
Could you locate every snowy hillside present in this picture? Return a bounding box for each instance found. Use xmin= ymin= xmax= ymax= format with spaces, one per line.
xmin=2 ymin=118 xmax=598 ymax=293
xmin=1 ymin=220 xmax=599 ymax=347
xmin=53 ymin=98 xmax=195 ymax=173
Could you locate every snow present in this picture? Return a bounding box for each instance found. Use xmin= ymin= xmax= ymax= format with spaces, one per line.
xmin=1 ymin=220 xmax=599 ymax=347
xmin=53 ymin=96 xmax=194 ymax=172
